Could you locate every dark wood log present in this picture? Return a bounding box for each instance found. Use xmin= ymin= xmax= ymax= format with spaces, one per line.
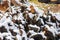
xmin=38 ymin=0 xmax=60 ymax=4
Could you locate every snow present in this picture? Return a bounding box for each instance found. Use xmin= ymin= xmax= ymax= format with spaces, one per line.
xmin=13 ymin=15 xmax=17 ymax=20
xmin=19 ymin=24 xmax=24 ymax=29
xmin=40 ymin=18 xmax=44 ymax=25
xmin=13 ymin=29 xmax=20 ymax=34
xmin=0 ymin=33 xmax=3 ymax=40
xmin=0 ymin=0 xmax=60 ymax=40
xmin=34 ymin=6 xmax=44 ymax=16
xmin=28 ymin=13 xmax=34 ymax=19
xmin=39 ymin=31 xmax=47 ymax=39
xmin=30 ymin=32 xmax=47 ymax=39
xmin=15 ymin=0 xmax=21 ymax=4
xmin=2 ymin=32 xmax=11 ymax=37
xmin=11 ymin=6 xmax=17 ymax=14
xmin=55 ymin=14 xmax=60 ymax=21
xmin=16 ymin=34 xmax=22 ymax=40
xmin=6 ymin=36 xmax=13 ymax=40
xmin=44 ymin=24 xmax=58 ymax=36
xmin=28 ymin=24 xmax=40 ymax=30
xmin=29 ymin=38 xmax=34 ymax=40
xmin=18 ymin=13 xmax=24 ymax=20
xmin=21 ymin=29 xmax=27 ymax=40
xmin=28 ymin=30 xmax=36 ymax=34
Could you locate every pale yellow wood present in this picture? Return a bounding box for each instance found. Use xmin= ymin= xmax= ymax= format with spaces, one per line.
xmin=51 ymin=0 xmax=57 ymax=2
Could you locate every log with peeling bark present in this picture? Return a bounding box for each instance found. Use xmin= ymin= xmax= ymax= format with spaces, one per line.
xmin=11 ymin=0 xmax=21 ymax=6
xmin=0 ymin=0 xmax=25 ymax=13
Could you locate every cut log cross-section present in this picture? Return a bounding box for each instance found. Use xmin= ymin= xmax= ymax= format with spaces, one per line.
xmin=0 ymin=1 xmax=9 ymax=12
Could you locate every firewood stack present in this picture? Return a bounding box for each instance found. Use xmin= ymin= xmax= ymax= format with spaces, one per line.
xmin=0 ymin=0 xmax=60 ymax=40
